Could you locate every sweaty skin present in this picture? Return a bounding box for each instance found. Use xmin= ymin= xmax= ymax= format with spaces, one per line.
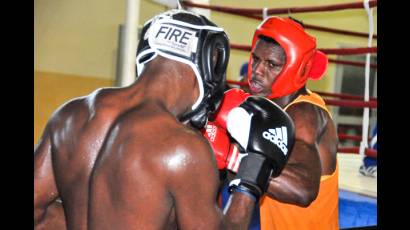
xmin=34 ymin=57 xmax=255 ymax=230
xmin=88 ymin=103 xmax=221 ymax=229
xmin=249 ymin=39 xmax=338 ymax=206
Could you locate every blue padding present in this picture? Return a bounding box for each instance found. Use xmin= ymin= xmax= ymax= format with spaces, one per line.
xmin=339 ymin=189 xmax=377 ymax=228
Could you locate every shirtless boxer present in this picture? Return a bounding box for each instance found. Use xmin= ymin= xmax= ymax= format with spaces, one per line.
xmin=34 ymin=10 xmax=295 ymax=230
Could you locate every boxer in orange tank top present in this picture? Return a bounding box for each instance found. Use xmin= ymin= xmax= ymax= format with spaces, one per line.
xmin=247 ymin=17 xmax=339 ymax=230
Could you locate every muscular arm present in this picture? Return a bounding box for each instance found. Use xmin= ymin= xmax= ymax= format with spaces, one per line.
xmin=170 ymin=133 xmax=255 ymax=230
xmin=34 ymin=125 xmax=66 ymax=229
xmin=265 ymin=103 xmax=323 ymax=207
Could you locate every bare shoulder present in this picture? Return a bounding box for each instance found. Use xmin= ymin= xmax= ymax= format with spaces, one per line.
xmin=48 ymin=88 xmax=109 ymax=129
xmin=116 ymin=110 xmax=215 ymax=173
xmin=158 ymin=124 xmax=219 ymax=194
xmin=286 ymin=101 xmax=337 ymax=174
xmin=153 ymin=121 xmax=216 ymax=178
xmin=285 ymin=102 xmax=327 ymax=143
xmin=48 ymin=94 xmax=89 ymax=125
xmin=162 ymin=124 xmax=215 ymax=172
xmin=286 ymin=102 xmax=321 ymax=123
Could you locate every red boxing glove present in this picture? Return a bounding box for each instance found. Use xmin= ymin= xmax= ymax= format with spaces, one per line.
xmin=213 ymin=88 xmax=250 ymax=130
xmin=202 ymin=121 xmax=246 ymax=172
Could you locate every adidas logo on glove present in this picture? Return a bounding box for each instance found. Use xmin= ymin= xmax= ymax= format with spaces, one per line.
xmin=205 ymin=124 xmax=217 ymax=142
xmin=262 ymin=126 xmax=288 ymax=155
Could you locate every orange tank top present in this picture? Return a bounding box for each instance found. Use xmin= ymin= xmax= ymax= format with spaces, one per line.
xmin=259 ymin=90 xmax=339 ymax=230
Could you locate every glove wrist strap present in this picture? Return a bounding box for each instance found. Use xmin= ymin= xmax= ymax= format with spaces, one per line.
xmin=232 ymin=153 xmax=273 ymax=197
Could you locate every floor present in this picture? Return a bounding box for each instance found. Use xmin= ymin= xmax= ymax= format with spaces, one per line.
xmin=338 ymin=153 xmax=377 ymax=197
xmin=337 ymin=153 xmax=377 ymax=228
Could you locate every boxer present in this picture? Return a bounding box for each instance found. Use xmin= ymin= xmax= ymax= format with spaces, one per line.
xmin=34 ymin=10 xmax=295 ymax=230
xmin=204 ymin=17 xmax=339 ymax=230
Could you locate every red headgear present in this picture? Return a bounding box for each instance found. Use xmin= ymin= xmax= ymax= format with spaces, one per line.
xmin=248 ymin=17 xmax=328 ymax=99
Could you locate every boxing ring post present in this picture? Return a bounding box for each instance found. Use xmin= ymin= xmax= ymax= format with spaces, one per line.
xmin=117 ymin=0 xmax=140 ymax=87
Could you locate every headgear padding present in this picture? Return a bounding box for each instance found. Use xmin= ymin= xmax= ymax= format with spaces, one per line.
xmin=248 ymin=17 xmax=327 ymax=99
xmin=136 ymin=9 xmax=230 ymax=128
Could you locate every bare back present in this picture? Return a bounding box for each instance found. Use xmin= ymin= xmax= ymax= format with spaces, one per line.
xmin=35 ymin=88 xmax=136 ymax=229
xmin=35 ymin=86 xmax=226 ymax=230
xmin=89 ymin=99 xmax=229 ymax=229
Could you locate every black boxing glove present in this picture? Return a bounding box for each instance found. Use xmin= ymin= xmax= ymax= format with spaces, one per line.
xmin=226 ymin=96 xmax=295 ymax=201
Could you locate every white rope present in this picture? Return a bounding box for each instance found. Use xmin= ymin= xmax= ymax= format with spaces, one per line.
xmin=263 ymin=7 xmax=268 ymax=20
xmin=177 ymin=0 xmax=182 ymax=9
xmin=359 ymin=0 xmax=374 ymax=156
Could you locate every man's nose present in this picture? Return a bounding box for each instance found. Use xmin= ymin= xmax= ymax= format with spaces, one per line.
xmin=253 ymin=60 xmax=265 ymax=77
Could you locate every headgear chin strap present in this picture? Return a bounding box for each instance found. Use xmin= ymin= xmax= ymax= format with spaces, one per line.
xmin=248 ymin=17 xmax=328 ymax=99
xmin=136 ymin=9 xmax=230 ymax=128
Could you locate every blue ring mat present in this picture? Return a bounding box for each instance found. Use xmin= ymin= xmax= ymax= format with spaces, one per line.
xmin=338 ymin=189 xmax=377 ymax=228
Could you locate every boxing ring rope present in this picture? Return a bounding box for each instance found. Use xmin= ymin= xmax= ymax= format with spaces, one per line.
xmin=324 ymin=98 xmax=376 ymax=109
xmin=302 ymin=24 xmax=376 ymax=39
xmin=182 ymin=0 xmax=377 ymax=39
xmin=183 ymin=0 xmax=377 ymax=15
xmin=226 ymin=80 xmax=248 ymax=87
xmin=327 ymin=58 xmax=377 ymax=69
xmin=320 ymin=47 xmax=377 ymax=55
xmin=230 ymin=44 xmax=377 ymax=55
xmin=338 ymin=134 xmax=371 ymax=142
xmin=230 ymin=44 xmax=377 ymax=69
xmin=313 ymin=91 xmax=377 ymax=101
xmin=227 ymin=80 xmax=377 ymax=102
xmin=338 ymin=147 xmax=377 ymax=158
xmin=226 ymin=81 xmax=378 ymax=109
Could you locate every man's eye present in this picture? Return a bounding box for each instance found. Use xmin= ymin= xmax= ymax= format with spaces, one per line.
xmin=252 ymin=55 xmax=259 ymax=62
xmin=268 ymin=62 xmax=276 ymax=68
